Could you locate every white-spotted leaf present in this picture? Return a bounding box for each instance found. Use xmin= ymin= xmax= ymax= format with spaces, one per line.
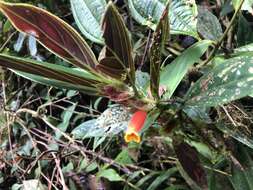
xmin=186 ymin=56 xmax=253 ymax=107
xmin=71 ymin=104 xmax=131 ymax=139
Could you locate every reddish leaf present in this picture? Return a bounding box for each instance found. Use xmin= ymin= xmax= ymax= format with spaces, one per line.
xmin=150 ymin=3 xmax=170 ymax=99
xmin=0 ymin=54 xmax=99 ymax=88
xmin=97 ymin=2 xmax=135 ymax=81
xmin=173 ymin=141 xmax=208 ymax=190
xmin=0 ymin=2 xmax=98 ymax=70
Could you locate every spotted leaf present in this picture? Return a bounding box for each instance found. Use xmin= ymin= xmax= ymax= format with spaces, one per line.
xmin=186 ymin=56 xmax=253 ymax=107
xmin=150 ymin=2 xmax=169 ymax=99
xmin=71 ymin=104 xmax=131 ymax=139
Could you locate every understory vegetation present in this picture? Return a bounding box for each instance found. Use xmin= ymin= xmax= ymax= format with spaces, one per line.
xmin=1 ymin=0 xmax=253 ymax=189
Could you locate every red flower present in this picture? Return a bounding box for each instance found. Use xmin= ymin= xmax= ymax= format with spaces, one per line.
xmin=124 ymin=110 xmax=147 ymax=143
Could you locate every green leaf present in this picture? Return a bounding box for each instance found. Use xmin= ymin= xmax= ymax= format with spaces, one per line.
xmin=0 ymin=1 xmax=98 ymax=70
xmin=97 ymin=168 xmax=123 ymax=181
xmin=160 ymin=40 xmax=212 ymax=99
xmin=186 ymin=56 xmax=253 ymax=107
xmin=233 ymin=0 xmax=253 ymax=12
xmin=0 ymin=54 xmax=101 ymax=88
xmin=13 ymin=71 xmax=98 ymax=95
xmin=97 ymin=2 xmax=135 ymax=80
xmin=216 ymin=123 xmax=253 ymax=150
xmin=197 ymin=7 xmax=222 ymax=41
xmin=71 ymin=104 xmax=130 ymax=139
xmin=128 ymin=0 xmax=198 ymax=37
xmin=147 ymin=168 xmax=178 ymax=190
xmin=115 ymin=149 xmax=134 ymax=165
xmin=237 ymin=14 xmax=253 ymax=46
xmin=70 ymin=0 xmax=105 ymax=44
xmin=229 ymin=166 xmax=252 ymax=190
xmin=150 ymin=2 xmax=169 ymax=99
xmin=56 ymin=103 xmax=77 ymax=139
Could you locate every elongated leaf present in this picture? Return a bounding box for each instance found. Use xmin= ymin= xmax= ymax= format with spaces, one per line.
xmin=217 ymin=123 xmax=253 ymax=150
xmin=160 ymin=40 xmax=212 ymax=99
xmin=97 ymin=2 xmax=135 ymax=80
xmin=150 ymin=3 xmax=169 ymax=99
xmin=0 ymin=54 xmax=100 ymax=88
xmin=0 ymin=1 xmax=98 ymax=70
xmin=174 ymin=141 xmax=208 ymax=190
xmin=70 ymin=0 xmax=105 ymax=44
xmin=186 ymin=56 xmax=253 ymax=107
xmin=14 ymin=70 xmax=98 ymax=95
xmin=229 ymin=165 xmax=253 ymax=190
xmin=147 ymin=168 xmax=178 ymax=190
xmin=128 ymin=0 xmax=198 ymax=37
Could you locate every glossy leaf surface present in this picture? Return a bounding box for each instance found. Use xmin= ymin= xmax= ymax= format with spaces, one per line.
xmin=128 ymin=0 xmax=198 ymax=37
xmin=70 ymin=0 xmax=105 ymax=44
xmin=186 ymin=56 xmax=253 ymax=107
xmin=160 ymin=40 xmax=212 ymax=99
xmin=97 ymin=2 xmax=135 ymax=80
xmin=0 ymin=1 xmax=98 ymax=70
xmin=0 ymin=54 xmax=100 ymax=88
xmin=14 ymin=71 xmax=98 ymax=95
xmin=150 ymin=3 xmax=169 ymax=99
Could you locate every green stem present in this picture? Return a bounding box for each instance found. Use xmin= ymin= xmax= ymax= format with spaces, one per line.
xmin=199 ymin=0 xmax=245 ymax=67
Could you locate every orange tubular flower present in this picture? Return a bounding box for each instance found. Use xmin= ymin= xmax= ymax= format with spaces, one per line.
xmin=124 ymin=110 xmax=147 ymax=143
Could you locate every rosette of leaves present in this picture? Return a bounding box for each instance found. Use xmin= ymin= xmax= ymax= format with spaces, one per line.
xmin=0 ymin=1 xmax=149 ymax=110
xmin=1 ymin=1 xmax=253 ymax=189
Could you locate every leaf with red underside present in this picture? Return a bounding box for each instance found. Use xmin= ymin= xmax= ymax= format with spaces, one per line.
xmin=97 ymin=2 xmax=135 ymax=81
xmin=173 ymin=141 xmax=208 ymax=190
xmin=0 ymin=1 xmax=98 ymax=70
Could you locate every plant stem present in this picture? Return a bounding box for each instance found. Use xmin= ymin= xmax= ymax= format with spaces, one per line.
xmin=199 ymin=0 xmax=245 ymax=67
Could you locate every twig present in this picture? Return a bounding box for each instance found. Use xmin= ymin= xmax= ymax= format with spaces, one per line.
xmin=199 ymin=0 xmax=245 ymax=67
xmin=138 ymin=30 xmax=152 ymax=70
xmin=221 ymin=105 xmax=237 ymax=126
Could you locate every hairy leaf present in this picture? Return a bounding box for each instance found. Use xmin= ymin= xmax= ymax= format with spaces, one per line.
xmin=186 ymin=56 xmax=253 ymax=107
xmin=70 ymin=0 xmax=106 ymax=44
xmin=97 ymin=2 xmax=135 ymax=80
xmin=160 ymin=40 xmax=212 ymax=99
xmin=128 ymin=0 xmax=198 ymax=37
xmin=150 ymin=3 xmax=169 ymax=99
xmin=0 ymin=1 xmax=98 ymax=70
